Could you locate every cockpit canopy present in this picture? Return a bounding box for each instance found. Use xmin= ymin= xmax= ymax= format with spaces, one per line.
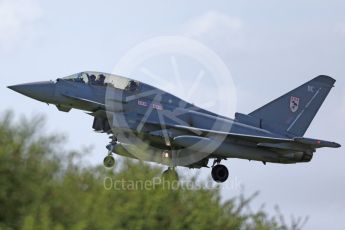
xmin=62 ymin=71 xmax=139 ymax=91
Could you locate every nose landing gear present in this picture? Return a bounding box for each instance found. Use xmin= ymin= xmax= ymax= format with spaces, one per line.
xmin=103 ymin=155 xmax=115 ymax=168
xmin=103 ymin=136 xmax=117 ymax=168
xmin=162 ymin=167 xmax=179 ymax=181
xmin=211 ymin=159 xmax=229 ymax=183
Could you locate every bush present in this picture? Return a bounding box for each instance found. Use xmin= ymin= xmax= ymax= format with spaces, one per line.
xmin=0 ymin=112 xmax=306 ymax=230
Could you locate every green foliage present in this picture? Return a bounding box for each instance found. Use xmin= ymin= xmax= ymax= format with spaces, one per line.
xmin=0 ymin=112 xmax=305 ymax=230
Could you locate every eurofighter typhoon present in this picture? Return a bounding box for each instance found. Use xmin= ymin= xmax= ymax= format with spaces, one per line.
xmin=8 ymin=73 xmax=340 ymax=183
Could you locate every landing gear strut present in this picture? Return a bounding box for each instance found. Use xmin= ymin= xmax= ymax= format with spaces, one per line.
xmin=103 ymin=136 xmax=117 ymax=168
xmin=162 ymin=167 xmax=179 ymax=181
xmin=211 ymin=159 xmax=229 ymax=183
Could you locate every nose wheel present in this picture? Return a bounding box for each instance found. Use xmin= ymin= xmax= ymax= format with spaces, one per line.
xmin=103 ymin=155 xmax=115 ymax=168
xmin=103 ymin=136 xmax=117 ymax=168
xmin=211 ymin=159 xmax=229 ymax=183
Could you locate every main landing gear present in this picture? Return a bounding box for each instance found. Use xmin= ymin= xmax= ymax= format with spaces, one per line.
xmin=211 ymin=159 xmax=229 ymax=183
xmin=103 ymin=136 xmax=117 ymax=168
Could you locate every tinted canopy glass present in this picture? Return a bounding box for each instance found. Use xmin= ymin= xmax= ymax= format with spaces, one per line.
xmin=62 ymin=71 xmax=139 ymax=91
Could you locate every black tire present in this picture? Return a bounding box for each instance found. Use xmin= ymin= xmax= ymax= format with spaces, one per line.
xmin=103 ymin=155 xmax=115 ymax=168
xmin=211 ymin=164 xmax=229 ymax=183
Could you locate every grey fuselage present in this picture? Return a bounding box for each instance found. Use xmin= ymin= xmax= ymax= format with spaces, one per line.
xmin=10 ymin=72 xmax=337 ymax=168
xmin=37 ymin=76 xmax=312 ymax=166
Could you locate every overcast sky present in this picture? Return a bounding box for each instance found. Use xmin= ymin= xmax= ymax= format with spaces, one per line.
xmin=1 ymin=0 xmax=344 ymax=229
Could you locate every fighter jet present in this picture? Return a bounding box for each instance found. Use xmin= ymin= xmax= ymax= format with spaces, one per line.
xmin=8 ymin=72 xmax=340 ymax=183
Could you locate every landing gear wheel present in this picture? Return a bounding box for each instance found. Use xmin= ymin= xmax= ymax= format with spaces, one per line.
xmin=211 ymin=164 xmax=229 ymax=183
xmin=162 ymin=168 xmax=179 ymax=181
xmin=103 ymin=155 xmax=115 ymax=168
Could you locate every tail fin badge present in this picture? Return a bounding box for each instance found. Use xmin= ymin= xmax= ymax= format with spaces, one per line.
xmin=290 ymin=96 xmax=300 ymax=113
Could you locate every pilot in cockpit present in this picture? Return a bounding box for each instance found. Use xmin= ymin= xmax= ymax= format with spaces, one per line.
xmin=89 ymin=75 xmax=96 ymax=85
xmin=127 ymin=80 xmax=138 ymax=91
xmin=97 ymin=74 xmax=106 ymax=86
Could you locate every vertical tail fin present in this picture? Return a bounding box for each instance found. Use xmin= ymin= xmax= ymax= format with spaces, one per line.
xmin=249 ymin=75 xmax=336 ymax=137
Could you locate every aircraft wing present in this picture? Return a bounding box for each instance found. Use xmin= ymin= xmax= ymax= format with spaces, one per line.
xmin=165 ymin=124 xmax=340 ymax=149
xmin=169 ymin=124 xmax=293 ymax=143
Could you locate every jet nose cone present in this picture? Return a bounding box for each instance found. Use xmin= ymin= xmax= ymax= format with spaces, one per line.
xmin=8 ymin=81 xmax=56 ymax=103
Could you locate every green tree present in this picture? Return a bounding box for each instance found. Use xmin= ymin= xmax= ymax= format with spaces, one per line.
xmin=0 ymin=112 xmax=306 ymax=230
